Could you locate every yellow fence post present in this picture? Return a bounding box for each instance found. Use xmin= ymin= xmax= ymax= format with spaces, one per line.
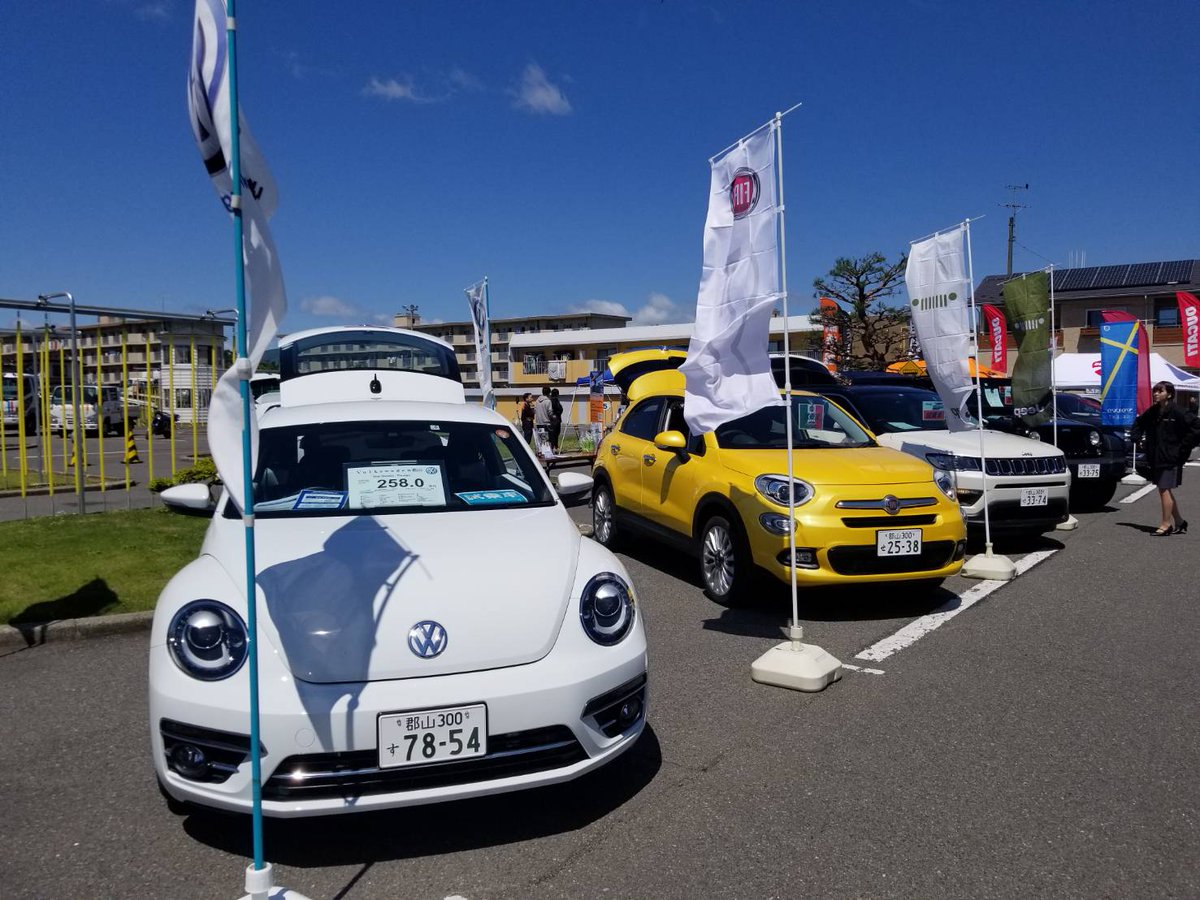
xmin=15 ymin=322 xmax=28 ymax=497
xmin=169 ymin=340 xmax=177 ymax=475
xmin=96 ymin=332 xmax=105 ymax=493
xmin=41 ymin=330 xmax=53 ymax=494
xmin=146 ymin=335 xmax=154 ymax=488
xmin=1 ymin=339 xmax=8 ymax=483
xmin=191 ymin=334 xmax=198 ymax=462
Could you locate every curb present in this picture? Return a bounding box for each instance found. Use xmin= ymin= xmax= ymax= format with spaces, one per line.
xmin=0 ymin=610 xmax=154 ymax=651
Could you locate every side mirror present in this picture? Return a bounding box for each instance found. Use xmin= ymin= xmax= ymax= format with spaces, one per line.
xmin=654 ymin=430 xmax=687 ymax=452
xmin=553 ymin=470 xmax=593 ymax=506
xmin=160 ymin=483 xmax=216 ymax=515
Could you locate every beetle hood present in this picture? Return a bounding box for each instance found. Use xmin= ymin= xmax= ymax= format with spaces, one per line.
xmin=247 ymin=508 xmax=578 ymax=683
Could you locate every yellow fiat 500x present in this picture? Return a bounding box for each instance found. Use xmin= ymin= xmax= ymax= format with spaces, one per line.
xmin=591 ymin=351 xmax=967 ymax=604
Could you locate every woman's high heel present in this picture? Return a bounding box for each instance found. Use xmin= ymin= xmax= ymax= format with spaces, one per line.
xmin=1177 ymin=520 xmax=1189 ymax=535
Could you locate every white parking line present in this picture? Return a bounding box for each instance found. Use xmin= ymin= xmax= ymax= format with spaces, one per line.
xmin=840 ymin=663 xmax=886 ymax=675
xmin=854 ymin=549 xmax=1059 ymax=663
xmin=1121 ymin=483 xmax=1157 ymax=504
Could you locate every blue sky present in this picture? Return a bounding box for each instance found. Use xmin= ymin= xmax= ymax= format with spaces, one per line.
xmin=2 ymin=1 xmax=1197 ymax=335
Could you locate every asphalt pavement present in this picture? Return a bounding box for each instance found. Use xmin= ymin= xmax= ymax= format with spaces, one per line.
xmin=1 ymin=468 xmax=1198 ymax=899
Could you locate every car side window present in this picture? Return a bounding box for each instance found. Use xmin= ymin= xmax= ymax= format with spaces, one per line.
xmin=620 ymin=397 xmax=667 ymax=441
xmin=664 ymin=398 xmax=706 ymax=456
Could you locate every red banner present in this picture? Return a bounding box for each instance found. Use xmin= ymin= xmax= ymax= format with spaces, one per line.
xmin=1101 ymin=310 xmax=1152 ymax=414
xmin=980 ymin=304 xmax=1007 ymax=373
xmin=1178 ymin=291 xmax=1200 ymax=368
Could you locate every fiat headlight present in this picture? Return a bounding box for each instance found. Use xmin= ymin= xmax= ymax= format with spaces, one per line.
xmin=754 ymin=475 xmax=814 ymax=508
xmin=1088 ymin=430 xmax=1101 ymax=447
xmin=934 ymin=469 xmax=956 ymax=501
xmin=580 ymin=574 xmax=636 ymax=646
xmin=167 ymin=600 xmax=248 ymax=680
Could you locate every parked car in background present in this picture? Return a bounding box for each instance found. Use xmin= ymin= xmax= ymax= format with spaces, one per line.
xmin=802 ymin=381 xmax=1072 ymax=537
xmin=968 ymin=380 xmax=1126 ymax=511
xmin=151 ymin=326 xmax=646 ymax=818
xmin=2 ymin=372 xmax=39 ymax=434
xmin=591 ymin=351 xmax=967 ymax=605
xmin=49 ymin=384 xmax=123 ymax=435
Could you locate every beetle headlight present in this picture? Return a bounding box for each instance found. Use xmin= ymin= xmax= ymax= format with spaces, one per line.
xmin=580 ymin=573 xmax=636 ymax=646
xmin=167 ymin=600 xmax=248 ymax=680
xmin=1088 ymin=429 xmax=1101 ymax=447
xmin=933 ymin=469 xmax=956 ymax=501
xmin=754 ymin=475 xmax=814 ymax=508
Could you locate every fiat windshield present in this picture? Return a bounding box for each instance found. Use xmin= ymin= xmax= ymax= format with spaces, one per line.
xmin=714 ymin=395 xmax=875 ymax=449
xmin=248 ymin=420 xmax=554 ymax=517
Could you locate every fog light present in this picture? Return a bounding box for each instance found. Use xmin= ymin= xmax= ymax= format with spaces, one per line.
xmin=953 ymin=540 xmax=967 ymax=561
xmin=618 ymin=697 xmax=642 ymax=727
xmin=759 ymin=513 xmax=794 ymax=535
xmin=170 ymin=742 xmax=209 ymax=780
xmin=956 ymin=489 xmax=982 ymax=505
xmin=777 ymin=547 xmax=818 ymax=569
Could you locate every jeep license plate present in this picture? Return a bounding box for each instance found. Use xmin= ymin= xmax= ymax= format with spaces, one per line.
xmin=1020 ymin=487 xmax=1049 ymax=507
xmin=378 ymin=704 xmax=487 ymax=769
xmin=1078 ymin=463 xmax=1100 ymax=478
xmin=876 ymin=528 xmax=922 ymax=556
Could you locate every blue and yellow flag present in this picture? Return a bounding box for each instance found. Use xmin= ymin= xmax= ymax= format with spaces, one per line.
xmin=1099 ymin=319 xmax=1142 ymax=426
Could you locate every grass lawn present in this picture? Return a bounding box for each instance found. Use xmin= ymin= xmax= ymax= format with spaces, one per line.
xmin=0 ymin=508 xmax=210 ymax=626
xmin=1 ymin=469 xmax=81 ymax=490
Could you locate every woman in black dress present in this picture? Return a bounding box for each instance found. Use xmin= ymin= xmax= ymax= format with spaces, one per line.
xmin=1132 ymin=381 xmax=1200 ymax=535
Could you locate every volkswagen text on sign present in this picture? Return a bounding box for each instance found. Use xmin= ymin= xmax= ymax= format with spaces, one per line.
xmin=729 ymin=168 xmax=760 ymax=219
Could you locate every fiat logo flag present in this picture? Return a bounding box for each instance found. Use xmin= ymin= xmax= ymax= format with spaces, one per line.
xmin=729 ymin=168 xmax=760 ymax=219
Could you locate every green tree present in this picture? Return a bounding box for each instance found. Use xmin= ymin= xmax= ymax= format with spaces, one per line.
xmin=811 ymin=252 xmax=910 ymax=370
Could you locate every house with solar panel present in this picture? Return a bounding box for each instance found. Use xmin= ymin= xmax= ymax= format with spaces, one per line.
xmin=974 ymin=259 xmax=1200 ymax=374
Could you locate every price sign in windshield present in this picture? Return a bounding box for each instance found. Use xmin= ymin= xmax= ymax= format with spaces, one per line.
xmin=347 ymin=462 xmax=446 ymax=509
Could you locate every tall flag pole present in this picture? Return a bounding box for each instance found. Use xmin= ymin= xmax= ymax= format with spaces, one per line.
xmin=465 ymin=277 xmax=494 ymax=409
xmin=187 ymin=3 xmax=302 ymax=898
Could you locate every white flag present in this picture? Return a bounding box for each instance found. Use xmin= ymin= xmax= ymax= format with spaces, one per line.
xmin=465 ymin=279 xmax=494 ymax=409
xmin=905 ymin=227 xmax=974 ymax=431
xmin=188 ymin=0 xmax=287 ymax=512
xmin=681 ymin=123 xmax=784 ymax=434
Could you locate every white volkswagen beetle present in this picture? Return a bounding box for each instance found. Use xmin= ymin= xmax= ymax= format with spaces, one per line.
xmin=150 ymin=327 xmax=647 ymax=817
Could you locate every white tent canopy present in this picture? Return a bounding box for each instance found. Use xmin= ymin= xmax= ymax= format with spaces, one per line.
xmin=1054 ymin=352 xmax=1200 ymax=391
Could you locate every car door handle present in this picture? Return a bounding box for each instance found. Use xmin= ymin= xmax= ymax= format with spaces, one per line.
xmin=643 ymin=453 xmax=656 ymax=465
xmin=610 ymin=444 xmax=621 ymax=454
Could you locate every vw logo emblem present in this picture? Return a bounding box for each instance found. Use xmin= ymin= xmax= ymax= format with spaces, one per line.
xmin=407 ymin=621 xmax=448 ymax=659
xmin=882 ymin=495 xmax=901 ymax=515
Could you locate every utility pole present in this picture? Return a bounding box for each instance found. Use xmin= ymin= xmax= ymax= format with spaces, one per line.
xmin=398 ymin=303 xmax=420 ymax=327
xmin=1001 ymin=183 xmax=1029 ymax=276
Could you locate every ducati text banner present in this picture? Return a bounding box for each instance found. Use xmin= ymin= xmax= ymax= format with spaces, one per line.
xmin=1002 ymin=272 xmax=1052 ymax=427
xmin=681 ymin=123 xmax=783 ymax=434
xmin=189 ymin=0 xmax=287 ymax=513
xmin=905 ymin=228 xmax=973 ymax=431
xmin=1100 ymin=319 xmax=1140 ymax=426
xmin=1178 ymin=291 xmax=1200 ymax=368
xmin=466 ymin=280 xmax=494 ymax=409
xmin=981 ymin=304 xmax=1008 ymax=373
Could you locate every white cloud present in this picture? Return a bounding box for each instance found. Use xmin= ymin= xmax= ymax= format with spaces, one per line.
xmin=570 ymin=299 xmax=629 ymax=317
xmin=448 ymin=67 xmax=483 ymax=92
xmin=511 ymin=63 xmax=572 ymax=115
xmin=301 ymin=295 xmax=357 ymax=317
xmin=363 ymin=76 xmax=430 ymax=103
xmin=632 ymin=292 xmax=689 ymax=325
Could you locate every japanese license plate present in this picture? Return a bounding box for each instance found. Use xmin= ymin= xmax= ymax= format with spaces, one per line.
xmin=1020 ymin=487 xmax=1049 ymax=507
xmin=876 ymin=528 xmax=922 ymax=556
xmin=378 ymin=704 xmax=487 ymax=769
xmin=1078 ymin=463 xmax=1100 ymax=478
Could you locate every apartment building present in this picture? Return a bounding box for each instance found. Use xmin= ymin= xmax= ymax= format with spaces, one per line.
xmin=0 ymin=316 xmax=226 ymax=420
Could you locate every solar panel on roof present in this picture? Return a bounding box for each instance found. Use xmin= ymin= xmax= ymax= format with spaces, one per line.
xmin=1161 ymin=260 xmax=1193 ymax=284
xmin=1091 ymin=266 xmax=1128 ymax=290
xmin=1123 ymin=263 xmax=1161 ymax=287
xmin=1054 ymin=268 xmax=1093 ymax=291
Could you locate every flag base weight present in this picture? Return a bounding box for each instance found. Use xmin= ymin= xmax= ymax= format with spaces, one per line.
xmin=751 ymin=640 xmax=842 ymax=692
xmin=961 ymin=548 xmax=1016 ymax=581
xmin=1121 ymin=472 xmax=1148 ymax=485
xmin=1056 ymin=515 xmax=1079 ymax=531
xmin=240 ymin=863 xmax=311 ymax=900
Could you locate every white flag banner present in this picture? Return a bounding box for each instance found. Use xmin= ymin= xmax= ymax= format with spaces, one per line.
xmin=189 ymin=0 xmax=287 ymax=512
xmin=905 ymin=227 xmax=974 ymax=431
xmin=681 ymin=123 xmax=784 ymax=434
xmin=465 ymin=279 xmax=494 ymax=409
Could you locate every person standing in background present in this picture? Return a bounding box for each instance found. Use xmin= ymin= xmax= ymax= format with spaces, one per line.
xmin=534 ymin=386 xmax=553 ymax=450
xmin=519 ymin=392 xmax=535 ymax=443
xmin=549 ymin=388 xmax=564 ymax=450
xmin=1132 ymin=381 xmax=1200 ymax=535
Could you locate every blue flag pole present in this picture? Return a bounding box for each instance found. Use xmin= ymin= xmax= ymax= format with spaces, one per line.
xmin=222 ymin=0 xmax=266 ymax=875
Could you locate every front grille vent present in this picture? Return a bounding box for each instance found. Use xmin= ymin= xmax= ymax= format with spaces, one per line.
xmin=984 ymin=456 xmax=1066 ymax=476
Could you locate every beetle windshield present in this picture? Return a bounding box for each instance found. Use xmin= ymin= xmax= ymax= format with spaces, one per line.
xmin=715 ymin=395 xmax=874 ymax=449
xmin=251 ymin=419 xmax=554 ymax=517
xmin=847 ymin=389 xmax=949 ymax=433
